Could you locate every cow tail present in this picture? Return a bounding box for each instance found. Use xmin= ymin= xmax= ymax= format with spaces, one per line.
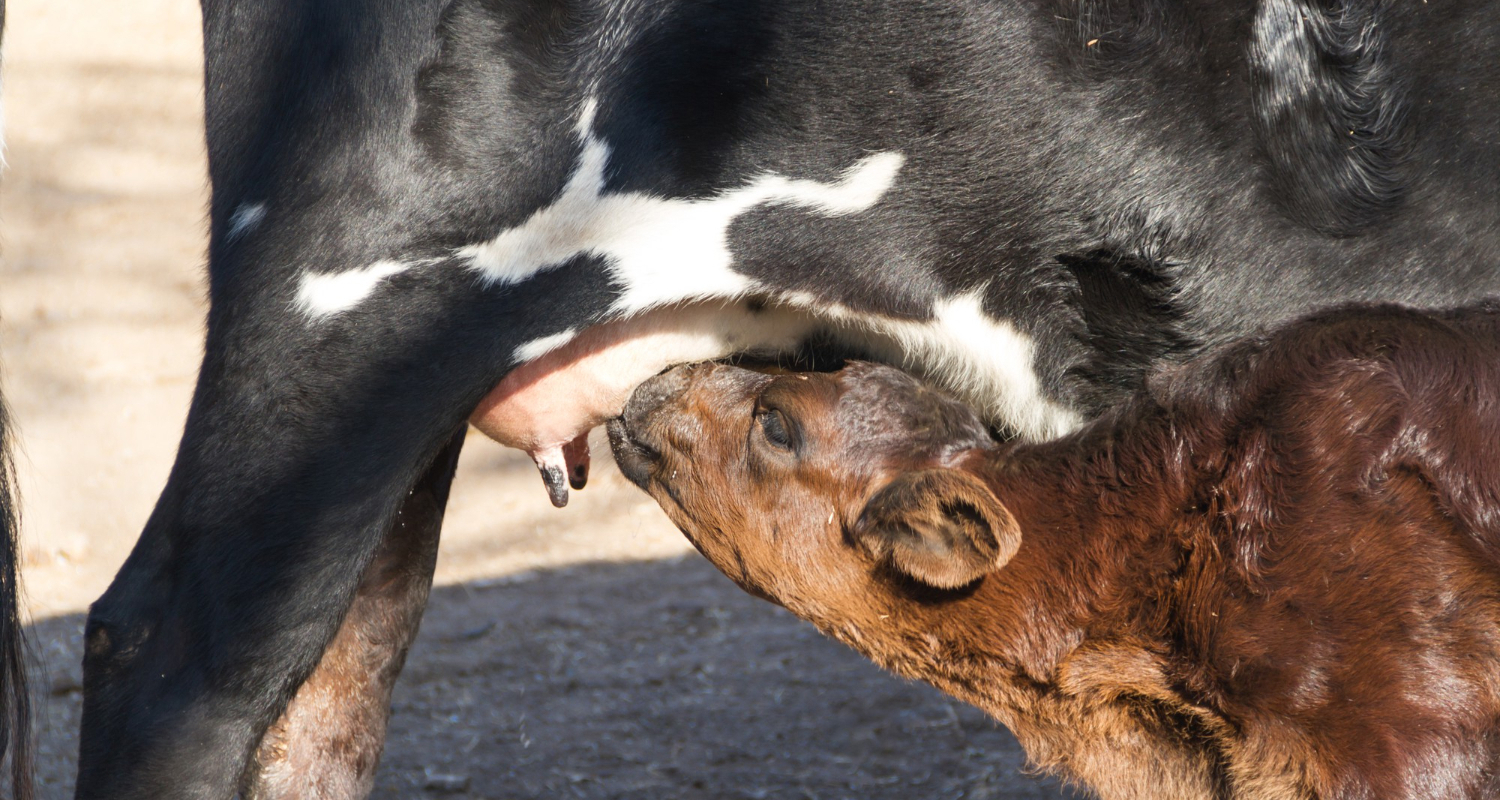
xmin=0 ymin=382 xmax=32 ymax=800
xmin=1 ymin=6 xmax=37 ymax=796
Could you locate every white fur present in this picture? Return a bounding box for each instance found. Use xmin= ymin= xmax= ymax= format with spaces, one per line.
xmin=513 ymin=329 xmax=580 ymax=362
xmin=458 ymin=98 xmax=904 ymax=313
xmin=295 ymin=98 xmax=902 ymax=322
xmin=791 ymin=291 xmax=1082 ymax=440
xmin=228 ymin=203 xmax=267 ymax=241
xmin=295 ymin=260 xmax=411 ymax=319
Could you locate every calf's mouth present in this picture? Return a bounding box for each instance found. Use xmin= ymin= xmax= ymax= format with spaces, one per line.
xmin=605 ymin=417 xmax=656 ymax=489
xmin=605 ymin=365 xmax=694 ymax=489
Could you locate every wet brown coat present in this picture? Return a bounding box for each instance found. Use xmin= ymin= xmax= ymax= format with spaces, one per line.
xmin=609 ymin=302 xmax=1500 ymax=800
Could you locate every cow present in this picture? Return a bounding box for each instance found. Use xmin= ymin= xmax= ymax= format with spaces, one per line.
xmin=72 ymin=0 xmax=1500 ymax=797
xmin=607 ymin=301 xmax=1500 ymax=800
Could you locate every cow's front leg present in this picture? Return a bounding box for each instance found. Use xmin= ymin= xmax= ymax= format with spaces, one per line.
xmin=239 ymin=429 xmax=465 ymax=800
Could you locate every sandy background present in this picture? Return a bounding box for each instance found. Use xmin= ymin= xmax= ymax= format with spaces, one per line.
xmin=0 ymin=1 xmax=1068 ymax=797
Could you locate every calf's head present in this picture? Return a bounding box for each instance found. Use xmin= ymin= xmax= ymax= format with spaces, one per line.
xmin=607 ymin=361 xmax=1019 ymax=622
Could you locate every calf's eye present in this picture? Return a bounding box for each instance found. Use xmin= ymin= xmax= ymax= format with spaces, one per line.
xmin=758 ymin=409 xmax=795 ymax=451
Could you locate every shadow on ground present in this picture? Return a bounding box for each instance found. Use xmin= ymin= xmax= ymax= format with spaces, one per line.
xmin=31 ymin=556 xmax=1073 ymax=799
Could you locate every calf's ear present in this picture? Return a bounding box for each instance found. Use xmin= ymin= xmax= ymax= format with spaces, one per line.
xmin=853 ymin=469 xmax=1020 ymax=589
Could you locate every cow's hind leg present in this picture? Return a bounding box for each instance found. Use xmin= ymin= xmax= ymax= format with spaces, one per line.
xmin=240 ymin=429 xmax=465 ymax=800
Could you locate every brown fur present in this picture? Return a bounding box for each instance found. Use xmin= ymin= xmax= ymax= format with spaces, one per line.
xmin=608 ymin=302 xmax=1500 ymax=800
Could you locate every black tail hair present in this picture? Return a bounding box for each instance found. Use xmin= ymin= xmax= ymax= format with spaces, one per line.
xmin=1 ymin=1 xmax=38 ymax=793
xmin=0 ymin=381 xmax=32 ymax=800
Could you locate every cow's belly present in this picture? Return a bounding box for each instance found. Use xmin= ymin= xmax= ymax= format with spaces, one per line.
xmin=471 ymin=297 xmax=1081 ymax=506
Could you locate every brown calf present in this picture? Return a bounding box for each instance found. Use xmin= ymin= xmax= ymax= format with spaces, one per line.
xmin=607 ymin=302 xmax=1500 ymax=800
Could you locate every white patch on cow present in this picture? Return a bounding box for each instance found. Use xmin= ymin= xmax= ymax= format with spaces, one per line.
xmin=228 ymin=203 xmax=267 ymax=241
xmin=295 ymin=260 xmax=412 ymax=319
xmin=292 ymin=97 xmax=902 ymax=324
xmin=458 ymin=98 xmax=905 ymax=314
xmin=513 ymin=328 xmax=580 ymax=362
xmin=787 ymin=290 xmax=1081 ymax=440
xmin=575 ymin=96 xmax=600 ymax=138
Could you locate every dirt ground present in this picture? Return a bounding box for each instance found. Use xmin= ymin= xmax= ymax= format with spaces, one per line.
xmin=0 ymin=2 xmax=1072 ymax=797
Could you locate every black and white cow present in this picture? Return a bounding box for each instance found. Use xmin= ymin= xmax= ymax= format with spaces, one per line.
xmin=70 ymin=0 xmax=1500 ymax=797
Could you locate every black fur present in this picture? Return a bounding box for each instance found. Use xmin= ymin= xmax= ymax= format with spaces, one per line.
xmin=76 ymin=0 xmax=1500 ymax=797
xmin=1057 ymin=249 xmax=1197 ymax=412
xmin=1250 ymin=0 xmax=1409 ymax=235
xmin=0 ymin=369 xmax=33 ymax=800
xmin=0 ymin=2 xmax=36 ymax=797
